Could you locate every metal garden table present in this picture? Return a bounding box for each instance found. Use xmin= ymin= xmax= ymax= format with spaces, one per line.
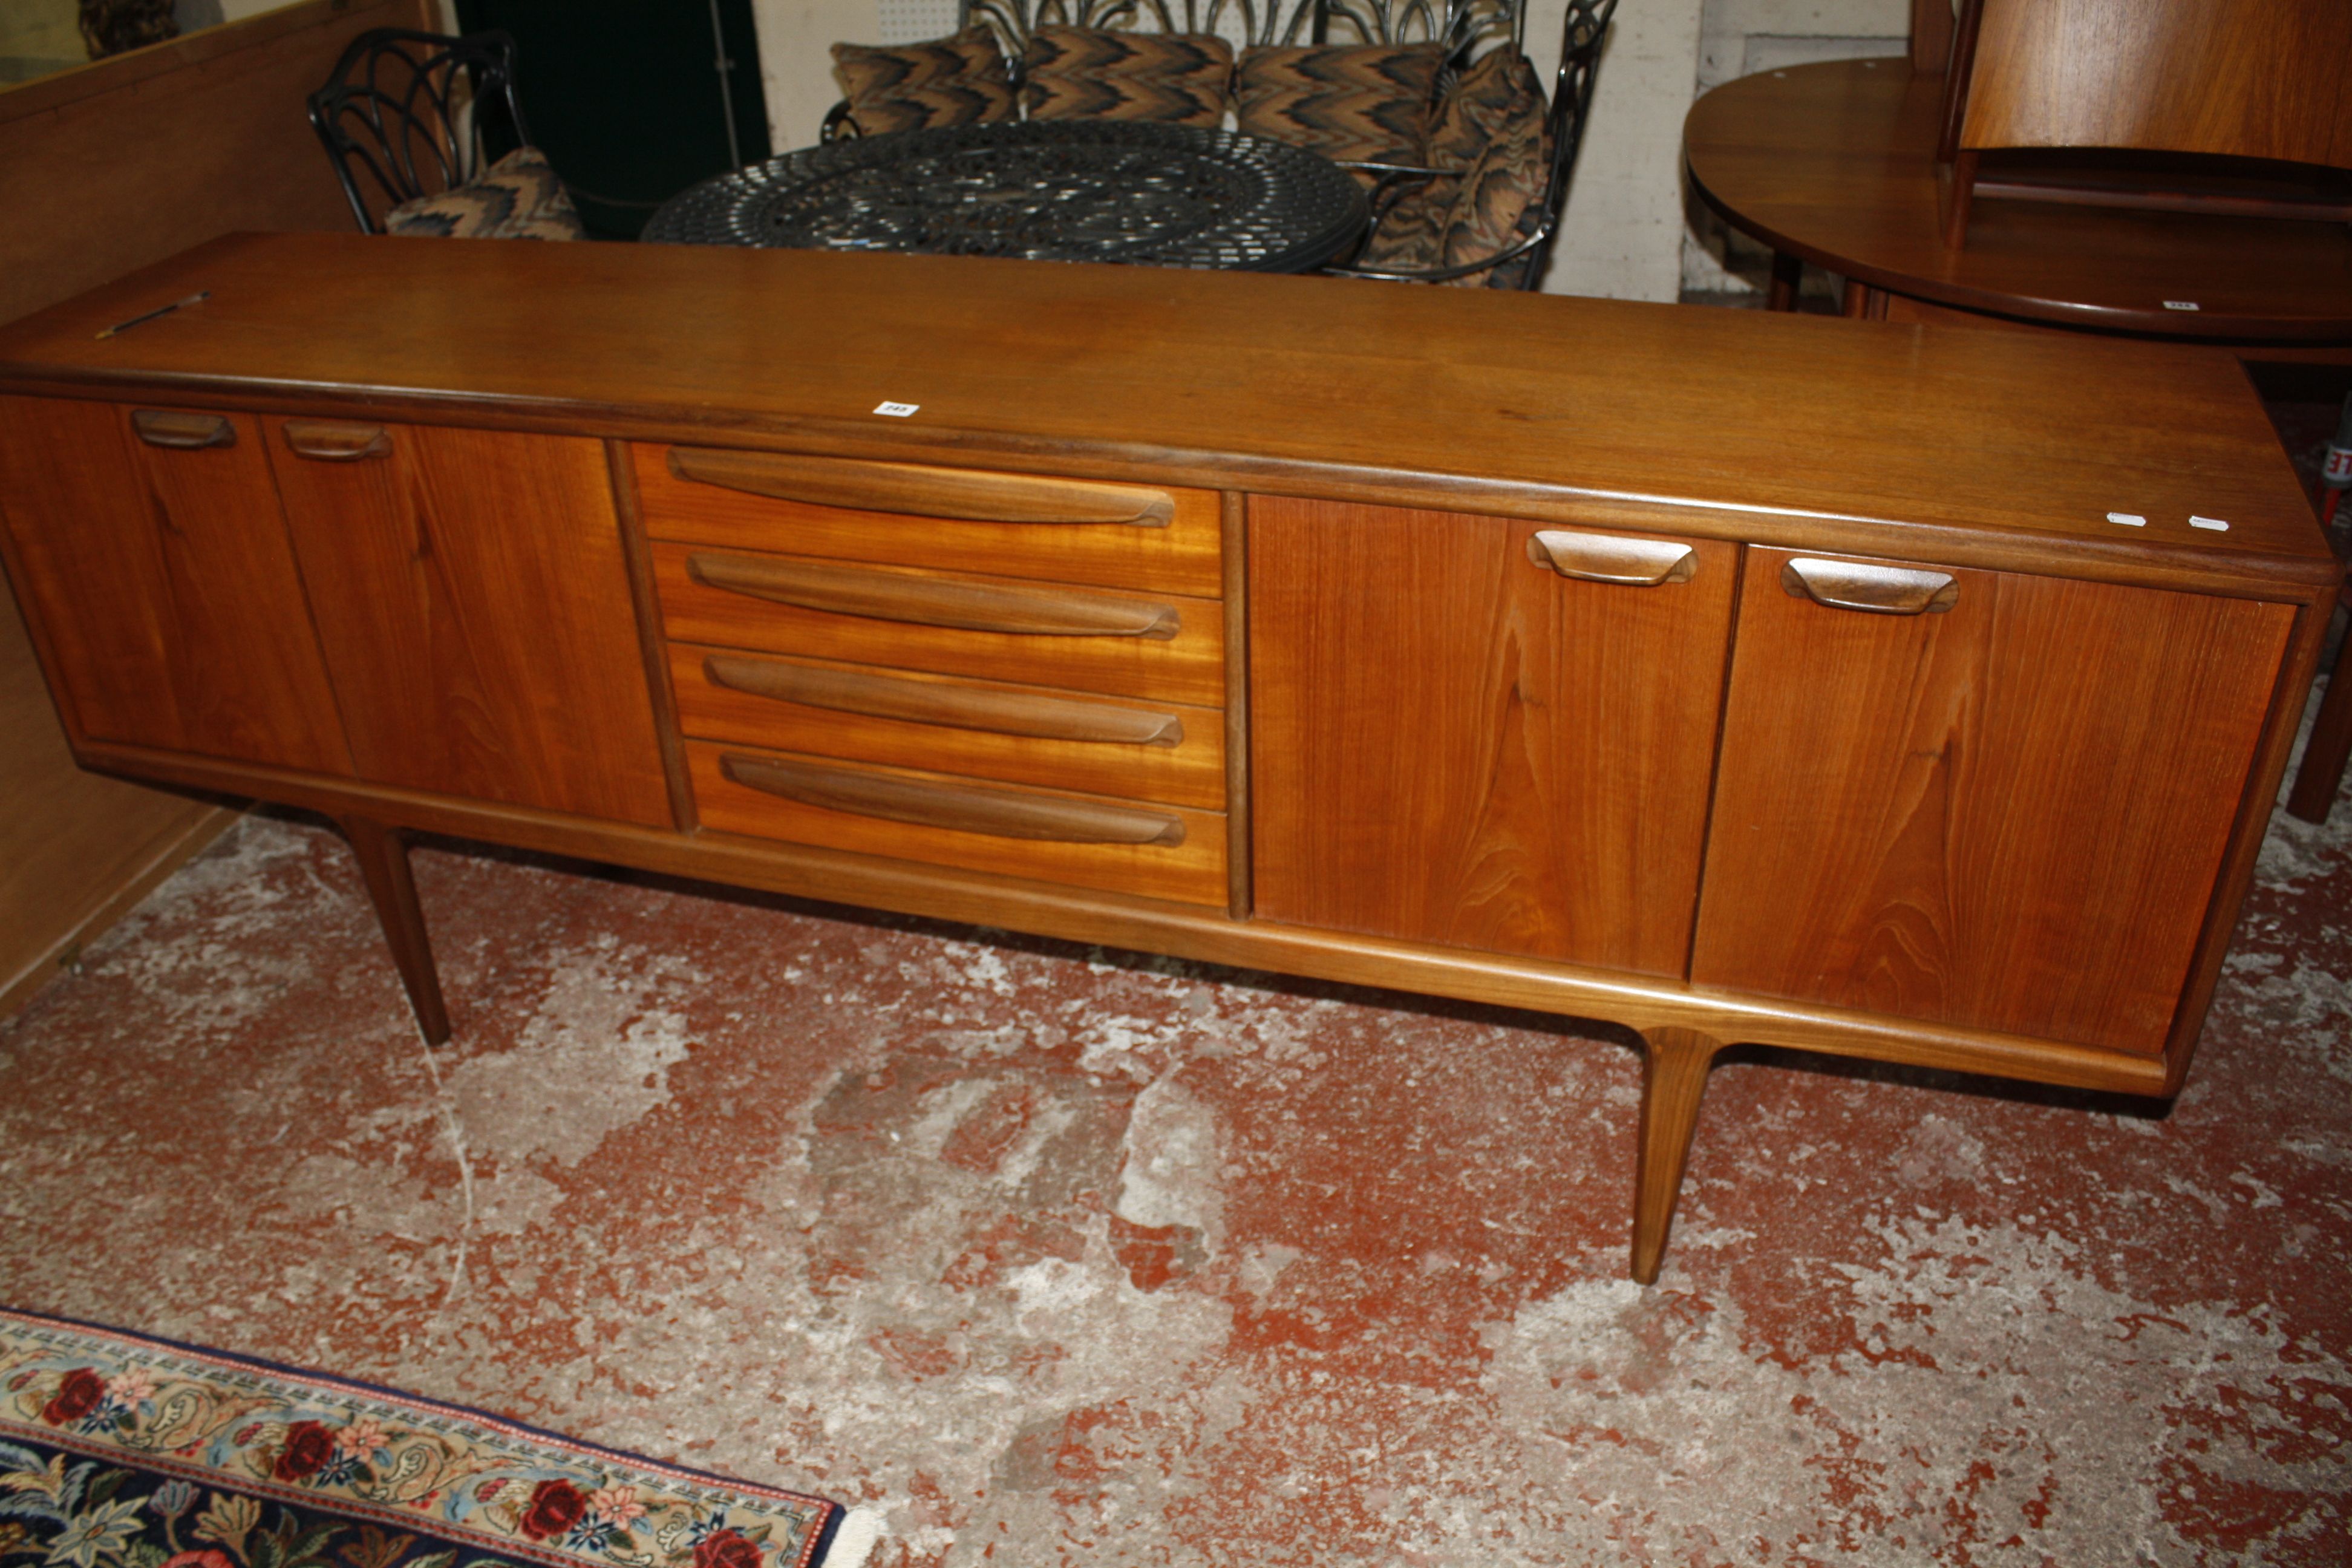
xmin=642 ymin=120 xmax=1368 ymax=273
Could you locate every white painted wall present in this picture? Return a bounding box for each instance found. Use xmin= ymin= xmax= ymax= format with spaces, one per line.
xmin=1532 ymin=0 xmax=1705 ymax=300
xmin=751 ymin=0 xmax=879 ymax=151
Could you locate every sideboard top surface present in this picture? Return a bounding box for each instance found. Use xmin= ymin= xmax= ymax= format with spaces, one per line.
xmin=0 ymin=231 xmax=2330 ymax=587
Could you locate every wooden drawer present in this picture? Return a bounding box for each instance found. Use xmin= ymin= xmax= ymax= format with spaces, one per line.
xmin=633 ymin=443 xmax=1224 ymax=597
xmin=669 ymin=644 xmax=1224 ymax=809
xmin=652 ymin=541 xmax=1227 ymax=707
xmin=687 ymin=740 xmax=1227 ymax=907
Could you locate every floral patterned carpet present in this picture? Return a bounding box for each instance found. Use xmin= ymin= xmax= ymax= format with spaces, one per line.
xmin=0 ymin=1310 xmax=837 ymax=1568
xmin=0 ymin=675 xmax=2346 ymax=1565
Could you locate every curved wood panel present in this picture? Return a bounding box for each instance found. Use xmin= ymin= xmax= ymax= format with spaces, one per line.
xmin=721 ymin=753 xmax=1186 ymax=845
xmin=686 ymin=551 xmax=1182 ymax=638
xmin=1961 ymin=0 xmax=2352 ymax=167
xmin=670 ymin=644 xmax=1225 ymax=809
xmin=668 ymin=447 xmax=1175 ymax=526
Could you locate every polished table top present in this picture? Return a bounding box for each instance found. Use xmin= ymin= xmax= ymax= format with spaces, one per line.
xmin=1685 ymin=60 xmax=2352 ymax=342
xmin=643 ymin=120 xmax=1368 ymax=274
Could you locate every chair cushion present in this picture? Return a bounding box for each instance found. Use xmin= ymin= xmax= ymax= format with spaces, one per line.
xmin=1427 ymin=44 xmax=1546 ymax=171
xmin=1022 ymin=27 xmax=1234 ymax=126
xmin=381 ymin=146 xmax=587 ymax=240
xmin=1356 ymin=47 xmax=1549 ymax=286
xmin=831 ymin=27 xmax=1016 ymax=136
xmin=1235 ymin=43 xmax=1443 ymax=172
xmin=1438 ymin=79 xmax=1550 ymax=288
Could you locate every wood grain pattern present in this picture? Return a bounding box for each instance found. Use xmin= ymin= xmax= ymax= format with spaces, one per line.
xmin=1221 ymin=492 xmax=1253 ymax=920
xmin=668 ymin=644 xmax=1226 ymax=809
xmin=665 ymin=448 xmax=1178 ymax=528
xmin=686 ymin=552 xmax=1182 ymax=638
xmin=77 ymin=731 xmax=2183 ymax=1100
xmin=638 ymin=444 xmax=1221 ymax=597
xmin=266 ymin=419 xmax=671 ymax=827
xmin=0 ymin=582 xmax=232 ymax=1015
xmin=0 ymin=396 xmax=350 ymax=773
xmin=1249 ymin=499 xmax=1736 ymax=976
xmin=336 ymin=815 xmax=450 ymax=1046
xmin=1631 ymin=1027 xmax=1724 ymax=1285
xmin=721 ymin=753 xmax=1187 ymax=844
xmin=0 ymin=234 xmax=2329 ymax=583
xmin=687 ymin=740 xmax=1227 ymax=907
xmin=653 ymin=541 xmax=1227 ymax=707
xmin=1691 ymin=546 xmax=2292 ymax=1056
xmin=606 ymin=440 xmax=697 ymax=831
xmin=0 ymin=0 xmax=436 ymax=328
xmin=1961 ymin=0 xmax=2352 ymax=167
xmin=1685 ymin=60 xmax=2352 ymax=342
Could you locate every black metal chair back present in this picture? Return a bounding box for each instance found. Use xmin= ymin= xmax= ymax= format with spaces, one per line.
xmin=1517 ymin=0 xmax=1615 ymax=287
xmin=307 ymin=28 xmax=534 ymax=234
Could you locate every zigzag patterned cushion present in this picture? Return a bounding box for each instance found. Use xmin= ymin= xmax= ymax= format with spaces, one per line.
xmin=1354 ymin=46 xmax=1548 ymax=284
xmin=1235 ymin=43 xmax=1442 ymax=174
xmin=830 ymin=27 xmax=1016 ymax=137
xmin=1021 ymin=27 xmax=1234 ymax=127
xmin=381 ymin=146 xmax=587 ymax=241
xmin=1429 ymin=46 xmax=1550 ymax=287
xmin=1438 ymin=74 xmax=1549 ymax=289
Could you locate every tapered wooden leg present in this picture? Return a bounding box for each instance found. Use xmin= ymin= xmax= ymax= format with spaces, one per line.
xmin=1766 ymin=250 xmax=1802 ymax=312
xmin=2286 ymin=603 xmax=2352 ymax=823
xmin=1630 ymin=1027 xmax=1724 ymax=1284
xmin=338 ymin=815 xmax=451 ymax=1046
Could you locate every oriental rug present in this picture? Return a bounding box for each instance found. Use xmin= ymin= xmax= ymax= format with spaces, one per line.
xmin=0 ymin=1310 xmax=843 ymax=1568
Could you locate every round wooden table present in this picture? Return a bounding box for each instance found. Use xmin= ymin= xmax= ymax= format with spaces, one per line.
xmin=1683 ymin=59 xmax=2352 ymax=344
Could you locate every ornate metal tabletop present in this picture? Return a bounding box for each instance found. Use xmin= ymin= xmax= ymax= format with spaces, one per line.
xmin=642 ymin=120 xmax=1368 ymax=273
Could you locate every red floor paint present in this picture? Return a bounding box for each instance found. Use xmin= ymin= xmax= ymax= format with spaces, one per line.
xmin=2 ymin=695 xmax=2348 ymax=1565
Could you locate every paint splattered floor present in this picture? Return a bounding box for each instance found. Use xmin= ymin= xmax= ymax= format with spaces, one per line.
xmin=3 ymin=693 xmax=2348 ymax=1566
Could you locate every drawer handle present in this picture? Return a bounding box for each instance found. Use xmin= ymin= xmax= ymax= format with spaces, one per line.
xmin=1782 ymin=557 xmax=1959 ymax=615
xmin=705 ymin=656 xmax=1185 ymax=746
xmin=720 ymin=753 xmax=1187 ymax=846
xmin=131 ymin=410 xmax=235 ymax=449
xmin=283 ymin=420 xmax=392 ymax=461
xmin=687 ymin=552 xmax=1181 ymax=639
xmin=668 ymin=447 xmax=1175 ymax=528
xmin=1525 ymin=531 xmax=1695 ymax=585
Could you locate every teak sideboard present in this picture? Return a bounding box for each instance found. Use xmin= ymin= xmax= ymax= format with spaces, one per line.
xmin=0 ymin=233 xmax=2336 ymax=1280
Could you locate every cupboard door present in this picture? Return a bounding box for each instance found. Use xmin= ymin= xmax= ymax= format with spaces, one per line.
xmin=267 ymin=420 xmax=671 ymax=827
xmin=0 ymin=396 xmax=349 ymax=773
xmin=1691 ymin=547 xmax=2292 ymax=1056
xmin=1249 ymin=497 xmax=1736 ymax=975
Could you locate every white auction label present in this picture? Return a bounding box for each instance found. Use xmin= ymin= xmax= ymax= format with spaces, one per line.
xmin=874 ymin=401 xmax=919 ymax=417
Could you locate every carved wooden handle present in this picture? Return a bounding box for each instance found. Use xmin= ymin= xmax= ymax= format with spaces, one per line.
xmin=1781 ymin=557 xmax=1959 ymax=615
xmin=669 ymin=446 xmax=1174 ymax=527
xmin=704 ymin=656 xmax=1184 ymax=746
xmin=720 ymin=754 xmax=1187 ymax=845
xmin=686 ymin=553 xmax=1181 ymax=639
xmin=131 ymin=410 xmax=235 ymax=449
xmin=283 ymin=420 xmax=393 ymax=460
xmin=1525 ymin=531 xmax=1696 ymax=585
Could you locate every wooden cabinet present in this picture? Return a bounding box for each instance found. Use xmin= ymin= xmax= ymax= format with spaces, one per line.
xmin=0 ymin=233 xmax=2335 ymax=1282
xmin=1691 ymin=547 xmax=2292 ymax=1057
xmin=1249 ymin=497 xmax=1734 ymax=976
xmin=0 ymin=396 xmax=348 ymax=775
xmin=635 ymin=444 xmax=1232 ymax=907
xmin=268 ymin=419 xmax=670 ymax=826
